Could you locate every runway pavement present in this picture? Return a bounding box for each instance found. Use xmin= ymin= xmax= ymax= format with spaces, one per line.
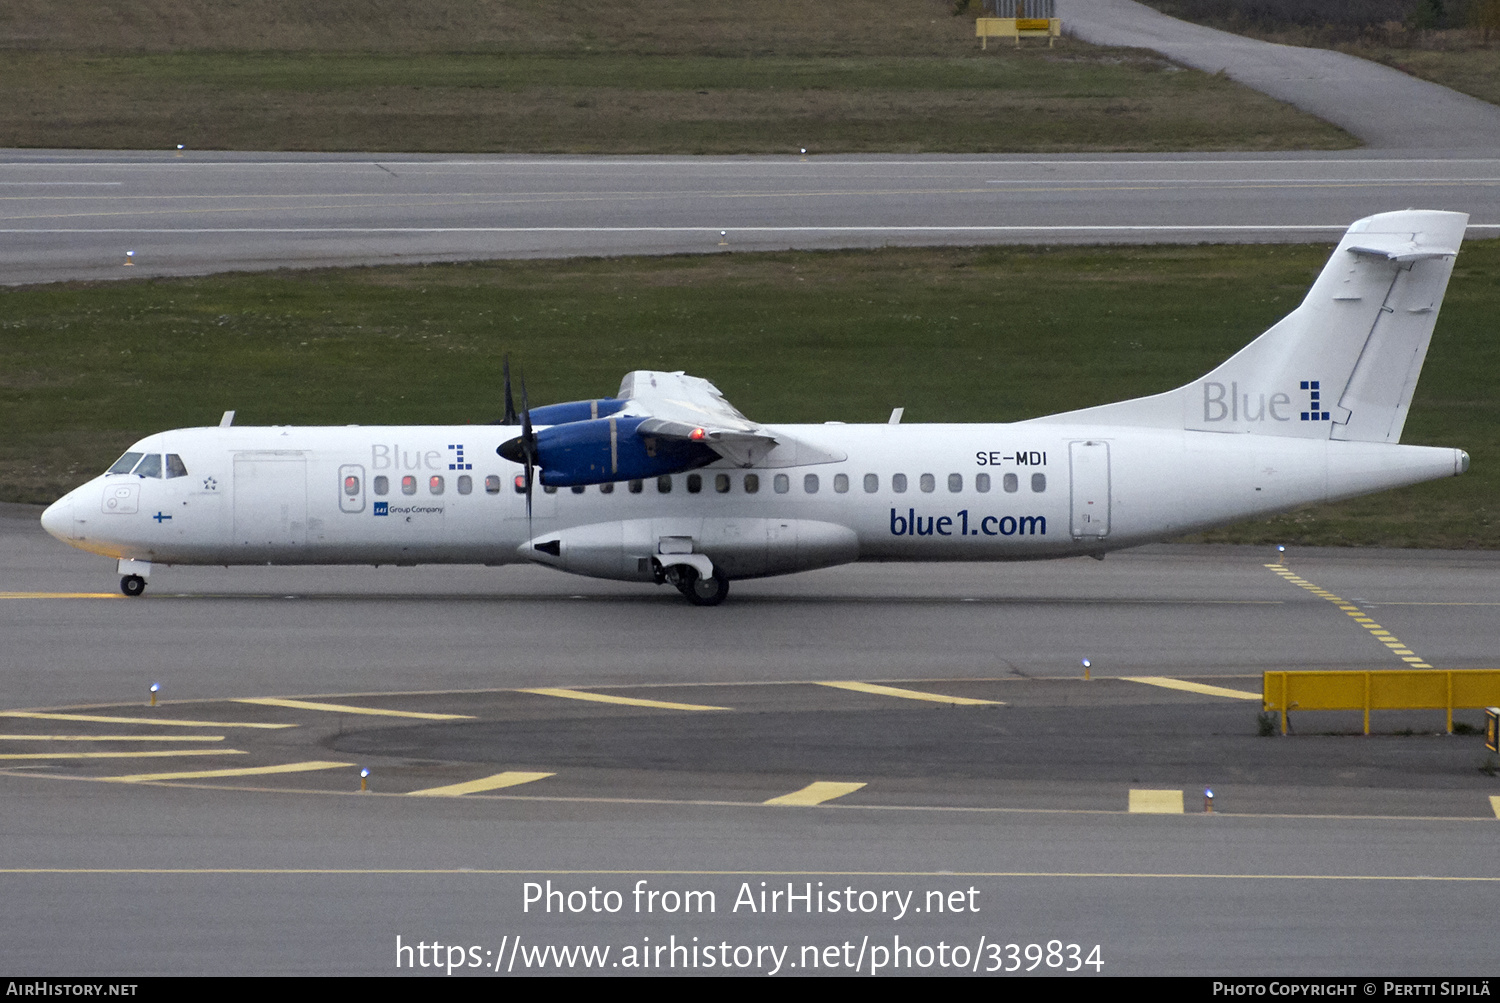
xmin=1063 ymin=0 xmax=1500 ymax=150
xmin=2 ymin=502 xmax=1498 ymax=974
xmin=4 ymin=150 xmax=1500 ymax=285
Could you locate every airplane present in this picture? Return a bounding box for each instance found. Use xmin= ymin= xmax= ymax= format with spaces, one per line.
xmin=40 ymin=209 xmax=1472 ymax=605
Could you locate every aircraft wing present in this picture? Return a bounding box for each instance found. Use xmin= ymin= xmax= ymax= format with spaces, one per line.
xmin=617 ymin=370 xmax=780 ymax=464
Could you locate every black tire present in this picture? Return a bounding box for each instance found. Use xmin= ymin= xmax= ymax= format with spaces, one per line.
xmin=684 ymin=570 xmax=730 ymax=607
xmin=121 ymin=575 xmax=146 ymax=597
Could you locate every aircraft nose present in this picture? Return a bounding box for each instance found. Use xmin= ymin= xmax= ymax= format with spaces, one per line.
xmin=40 ymin=494 xmax=74 ymax=541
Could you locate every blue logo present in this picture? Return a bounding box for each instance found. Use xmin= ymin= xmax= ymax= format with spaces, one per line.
xmin=1300 ymin=380 xmax=1330 ymax=422
xmin=374 ymin=502 xmax=389 ymax=516
xmin=448 ymin=444 xmax=471 ymax=471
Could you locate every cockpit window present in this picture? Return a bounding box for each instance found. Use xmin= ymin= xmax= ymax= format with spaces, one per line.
xmin=108 ymin=452 xmax=144 ymax=475
xmin=133 ymin=454 xmax=163 ymax=478
xmin=165 ymin=454 xmax=188 ymax=478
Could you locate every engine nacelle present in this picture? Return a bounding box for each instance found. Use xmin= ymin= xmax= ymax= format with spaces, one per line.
xmin=525 ymin=398 xmax=627 ymax=426
xmin=532 ymin=416 xmax=718 ymax=487
xmin=522 ymin=518 xmax=860 ymax=581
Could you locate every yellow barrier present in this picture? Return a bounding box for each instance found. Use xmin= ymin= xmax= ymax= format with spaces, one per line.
xmin=1263 ymin=670 xmax=1500 ymax=735
xmin=976 ymin=17 xmax=1061 ymax=48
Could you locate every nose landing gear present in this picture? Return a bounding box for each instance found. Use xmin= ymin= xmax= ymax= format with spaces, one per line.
xmin=120 ymin=575 xmax=146 ymax=597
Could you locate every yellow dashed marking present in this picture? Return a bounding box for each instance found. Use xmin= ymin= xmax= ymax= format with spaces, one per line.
xmin=816 ymin=681 xmax=1003 ymax=706
xmin=518 ymin=688 xmax=729 ymax=712
xmin=1491 ymin=797 xmax=1500 ymax=820
xmin=0 ymin=711 xmax=293 ymax=729
xmin=1128 ymin=789 xmax=1184 ymax=814
xmin=1122 ymin=677 xmax=1261 ymax=701
xmin=0 ymin=733 xmax=225 ymax=742
xmin=234 ymin=698 xmax=472 ymax=720
xmin=103 ymin=760 xmax=353 ymax=783
xmin=764 ymin=782 xmax=867 ymax=806
xmin=1264 ymin=564 xmax=1433 ymax=668
xmin=408 ymin=772 xmax=555 ymax=797
xmin=0 ymin=749 xmax=242 ymax=761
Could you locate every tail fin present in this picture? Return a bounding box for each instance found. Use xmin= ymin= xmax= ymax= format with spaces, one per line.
xmin=1033 ymin=210 xmax=1467 ymax=443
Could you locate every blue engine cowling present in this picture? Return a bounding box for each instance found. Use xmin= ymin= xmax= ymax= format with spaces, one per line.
xmin=525 ymin=398 xmax=628 ymax=426
xmin=534 ymin=416 xmax=718 ymax=486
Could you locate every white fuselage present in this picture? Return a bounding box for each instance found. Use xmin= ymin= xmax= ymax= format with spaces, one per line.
xmin=40 ymin=423 xmax=1466 ymax=581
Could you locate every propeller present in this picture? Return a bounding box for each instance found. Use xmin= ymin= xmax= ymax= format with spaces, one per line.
xmin=497 ymin=377 xmax=537 ymax=522
xmin=501 ymin=355 xmax=518 ymax=426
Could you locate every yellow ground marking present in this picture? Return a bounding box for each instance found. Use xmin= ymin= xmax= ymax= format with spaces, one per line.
xmin=0 ymin=711 xmax=293 ymax=730
xmin=1122 ymin=677 xmax=1261 ymax=701
xmin=102 ymin=760 xmax=353 ymax=783
xmin=1128 ymin=789 xmax=1184 ymax=814
xmin=518 ymin=688 xmax=729 ymax=712
xmin=408 ymin=772 xmax=555 ymax=797
xmin=816 ymin=681 xmax=1003 ymax=706
xmin=233 ymin=697 xmax=472 ymax=720
xmin=1491 ymin=797 xmax=1500 ymax=820
xmin=1264 ymin=564 xmax=1433 ymax=668
xmin=0 ymin=592 xmax=118 ymax=599
xmin=764 ymin=782 xmax=867 ymax=806
xmin=0 ymin=749 xmax=242 ymax=761
xmin=0 ymin=733 xmax=225 ymax=742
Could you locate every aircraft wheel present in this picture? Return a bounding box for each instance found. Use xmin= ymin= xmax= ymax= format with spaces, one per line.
xmin=120 ymin=575 xmax=146 ymax=597
xmin=684 ymin=570 xmax=730 ymax=607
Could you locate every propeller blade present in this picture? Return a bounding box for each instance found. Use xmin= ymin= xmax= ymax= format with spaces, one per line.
xmin=521 ymin=378 xmax=534 ymax=522
xmin=501 ymin=355 xmax=518 ymax=425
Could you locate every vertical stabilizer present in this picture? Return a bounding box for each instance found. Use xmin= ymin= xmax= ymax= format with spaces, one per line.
xmin=1030 ymin=210 xmax=1466 ymax=443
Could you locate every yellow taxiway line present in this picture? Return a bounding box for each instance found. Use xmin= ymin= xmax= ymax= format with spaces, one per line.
xmin=0 ymin=592 xmax=119 ymax=599
xmin=103 ymin=760 xmax=353 ymax=783
xmin=764 ymin=782 xmax=868 ymax=806
xmin=0 ymin=733 xmax=225 ymax=742
xmin=518 ymin=688 xmax=729 ymax=712
xmin=234 ymin=697 xmax=472 ymax=720
xmin=0 ymin=711 xmax=293 ymax=729
xmin=1122 ymin=677 xmax=1261 ymax=700
xmin=816 ymin=681 xmax=1003 ymax=706
xmin=408 ymin=772 xmax=556 ymax=797
xmin=0 ymin=749 xmax=242 ymax=761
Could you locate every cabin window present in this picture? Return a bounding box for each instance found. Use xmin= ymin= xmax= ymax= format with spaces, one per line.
xmin=715 ymin=473 xmax=731 ymax=494
xmin=165 ymin=454 xmax=189 ymax=479
xmin=657 ymin=475 xmax=672 ymax=494
xmin=833 ymin=473 xmax=849 ymax=493
xmin=375 ymin=475 xmax=390 ymax=495
xmin=343 ymin=475 xmax=360 ymax=497
xmin=1003 ymin=472 xmax=1018 ymax=493
xmin=629 ymin=479 xmax=644 ymax=494
xmin=773 ymin=474 xmax=790 ymax=494
xmin=513 ymin=474 xmax=526 ymax=494
xmin=429 ymin=475 xmax=444 ymax=495
xmin=108 ymin=452 xmax=144 ymax=475
xmin=919 ymin=473 xmax=935 ymax=493
xmin=484 ymin=475 xmax=499 ymax=494
xmin=1031 ymin=473 xmax=1047 ymax=493
xmin=600 ymin=482 xmax=614 ymax=494
xmin=948 ymin=473 xmax=963 ymax=493
xmin=975 ymin=473 xmax=991 ymax=493
xmin=686 ymin=473 xmax=703 ymax=494
xmin=744 ymin=473 xmax=760 ymax=494
xmin=457 ymin=475 xmax=472 ymax=495
xmin=543 ymin=485 xmax=558 ymax=495
xmin=571 ymin=485 xmax=585 ymax=494
xmin=892 ymin=473 xmax=907 ymax=493
xmin=134 ymin=454 xmax=163 ymax=479
xmin=864 ymin=473 xmax=878 ymax=493
xmin=804 ymin=474 xmax=819 ymax=494
xmin=402 ymin=475 xmax=417 ymax=495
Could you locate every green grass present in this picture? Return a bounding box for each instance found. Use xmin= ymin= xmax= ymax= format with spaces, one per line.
xmin=2 ymin=241 xmax=1496 ymax=547
xmin=0 ymin=50 xmax=1353 ymax=153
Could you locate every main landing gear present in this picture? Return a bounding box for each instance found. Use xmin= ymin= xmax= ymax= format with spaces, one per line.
xmin=120 ymin=575 xmax=146 ymax=597
xmin=667 ymin=566 xmax=730 ymax=607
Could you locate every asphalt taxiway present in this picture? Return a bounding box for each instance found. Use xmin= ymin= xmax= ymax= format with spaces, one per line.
xmin=2 ymin=503 xmax=1498 ymax=974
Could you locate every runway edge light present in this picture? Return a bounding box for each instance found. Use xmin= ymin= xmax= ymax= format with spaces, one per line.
xmin=148 ymin=682 xmax=160 ymax=707
xmin=360 ymin=767 xmax=370 ymax=792
xmin=1082 ymin=658 xmax=1091 ymax=681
